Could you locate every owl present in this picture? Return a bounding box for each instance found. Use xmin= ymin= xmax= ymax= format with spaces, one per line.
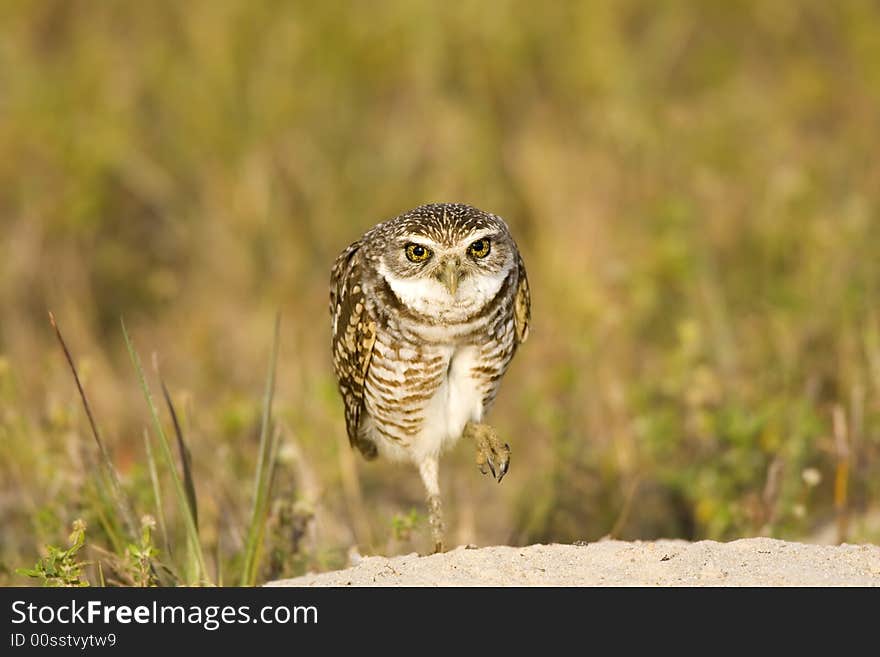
xmin=330 ymin=203 xmax=530 ymax=552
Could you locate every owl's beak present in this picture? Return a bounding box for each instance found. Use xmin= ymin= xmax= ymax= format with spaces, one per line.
xmin=441 ymin=258 xmax=460 ymax=296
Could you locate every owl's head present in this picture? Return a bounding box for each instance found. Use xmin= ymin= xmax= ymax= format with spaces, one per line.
xmin=374 ymin=203 xmax=518 ymax=322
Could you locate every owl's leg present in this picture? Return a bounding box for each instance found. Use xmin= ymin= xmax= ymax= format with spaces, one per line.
xmin=418 ymin=456 xmax=444 ymax=553
xmin=464 ymin=421 xmax=510 ymax=483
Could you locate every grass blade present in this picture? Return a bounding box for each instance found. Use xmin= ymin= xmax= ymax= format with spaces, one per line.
xmin=48 ymin=311 xmax=137 ymax=540
xmin=214 ymin=539 xmax=223 ymax=587
xmin=143 ymin=429 xmax=171 ymax=560
xmin=156 ymin=361 xmax=200 ymax=582
xmin=157 ymin=366 xmax=199 ymax=531
xmin=240 ymin=313 xmax=281 ymax=586
xmin=121 ymin=318 xmax=209 ymax=585
xmin=153 ymin=353 xmax=199 ymax=529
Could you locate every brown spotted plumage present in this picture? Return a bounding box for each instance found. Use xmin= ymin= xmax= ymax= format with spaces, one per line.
xmin=330 ymin=203 xmax=530 ymax=551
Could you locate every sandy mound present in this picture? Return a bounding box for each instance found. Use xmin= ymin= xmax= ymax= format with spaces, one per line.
xmin=266 ymin=538 xmax=880 ymax=586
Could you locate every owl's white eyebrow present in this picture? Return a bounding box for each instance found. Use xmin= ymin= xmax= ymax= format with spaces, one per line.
xmin=465 ymin=228 xmax=497 ymax=242
xmin=401 ymin=228 xmax=497 ymax=246
xmin=402 ymin=235 xmax=438 ymax=246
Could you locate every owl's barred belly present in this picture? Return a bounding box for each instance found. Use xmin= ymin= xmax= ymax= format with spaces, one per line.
xmin=361 ymin=335 xmax=507 ymax=464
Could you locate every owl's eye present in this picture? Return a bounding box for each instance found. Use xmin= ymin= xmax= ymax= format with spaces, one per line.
xmin=468 ymin=238 xmax=491 ymax=259
xmin=405 ymin=243 xmax=432 ymax=262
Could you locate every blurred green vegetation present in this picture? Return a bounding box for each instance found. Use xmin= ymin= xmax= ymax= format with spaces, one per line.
xmin=2 ymin=1 xmax=880 ymax=585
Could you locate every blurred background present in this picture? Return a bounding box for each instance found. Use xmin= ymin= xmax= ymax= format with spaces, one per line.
xmin=2 ymin=1 xmax=880 ymax=585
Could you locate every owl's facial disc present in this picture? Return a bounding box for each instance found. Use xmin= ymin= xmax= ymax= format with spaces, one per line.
xmin=377 ymin=226 xmax=512 ymax=322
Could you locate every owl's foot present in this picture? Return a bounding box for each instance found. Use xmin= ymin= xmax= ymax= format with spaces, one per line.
xmin=464 ymin=421 xmax=510 ymax=483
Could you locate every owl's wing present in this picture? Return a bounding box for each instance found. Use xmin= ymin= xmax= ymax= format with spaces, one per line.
xmin=513 ymin=253 xmax=531 ymax=344
xmin=330 ymin=241 xmax=378 ymax=456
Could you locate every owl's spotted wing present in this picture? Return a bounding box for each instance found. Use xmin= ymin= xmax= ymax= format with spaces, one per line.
xmin=330 ymin=242 xmax=378 ymax=458
xmin=513 ymin=253 xmax=531 ymax=344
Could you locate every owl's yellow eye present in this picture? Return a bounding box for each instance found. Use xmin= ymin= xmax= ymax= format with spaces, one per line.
xmin=405 ymin=243 xmax=432 ymax=262
xmin=468 ymin=238 xmax=491 ymax=258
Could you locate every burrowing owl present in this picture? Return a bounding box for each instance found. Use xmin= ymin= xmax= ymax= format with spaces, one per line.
xmin=330 ymin=203 xmax=530 ymax=552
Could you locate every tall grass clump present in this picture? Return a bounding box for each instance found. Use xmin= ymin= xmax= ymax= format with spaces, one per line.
xmin=18 ymin=314 xmax=288 ymax=586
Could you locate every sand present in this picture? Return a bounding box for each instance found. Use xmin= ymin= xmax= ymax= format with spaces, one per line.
xmin=266 ymin=538 xmax=880 ymax=586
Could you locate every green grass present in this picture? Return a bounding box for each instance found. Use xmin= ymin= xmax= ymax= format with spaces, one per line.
xmin=122 ymin=318 xmax=209 ymax=584
xmin=240 ymin=313 xmax=281 ymax=586
xmin=13 ymin=316 xmax=286 ymax=586
xmin=2 ymin=1 xmax=880 ymax=586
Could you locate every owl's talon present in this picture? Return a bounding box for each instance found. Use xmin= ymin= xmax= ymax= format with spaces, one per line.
xmin=497 ymin=453 xmax=510 ymax=483
xmin=466 ymin=422 xmax=511 ymax=484
xmin=494 ymin=451 xmax=510 ymax=483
